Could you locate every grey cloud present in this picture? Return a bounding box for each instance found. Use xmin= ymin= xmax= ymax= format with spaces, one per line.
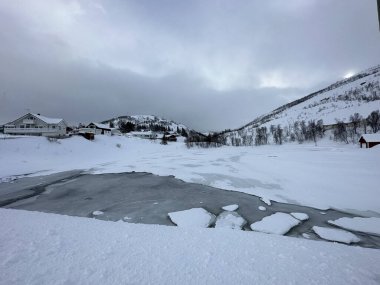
xmin=0 ymin=0 xmax=379 ymax=131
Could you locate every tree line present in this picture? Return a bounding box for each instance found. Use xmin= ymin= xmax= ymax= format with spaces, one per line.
xmin=185 ymin=109 xmax=380 ymax=148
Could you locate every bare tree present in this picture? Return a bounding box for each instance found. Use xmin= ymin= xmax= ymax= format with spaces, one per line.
xmin=307 ymin=120 xmax=317 ymax=144
xmin=276 ymin=125 xmax=283 ymax=145
xmin=367 ymin=110 xmax=380 ymax=133
xmin=361 ymin=118 xmax=368 ymax=134
xmin=316 ymin=119 xmax=325 ymax=138
xmin=349 ymin=113 xmax=362 ymax=134
xmin=333 ymin=121 xmax=348 ymax=143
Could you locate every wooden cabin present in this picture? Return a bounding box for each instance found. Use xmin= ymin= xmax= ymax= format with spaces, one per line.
xmin=359 ymin=134 xmax=380 ymax=148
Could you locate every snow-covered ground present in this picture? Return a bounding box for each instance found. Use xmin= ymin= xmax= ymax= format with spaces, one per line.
xmin=1 ymin=208 xmax=380 ymax=285
xmin=1 ymin=135 xmax=379 ymax=216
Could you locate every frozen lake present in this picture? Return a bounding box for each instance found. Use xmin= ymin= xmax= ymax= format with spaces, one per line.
xmin=1 ymin=171 xmax=379 ymax=248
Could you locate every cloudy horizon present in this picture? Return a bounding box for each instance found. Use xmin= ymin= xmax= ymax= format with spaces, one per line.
xmin=1 ymin=0 xmax=379 ymax=131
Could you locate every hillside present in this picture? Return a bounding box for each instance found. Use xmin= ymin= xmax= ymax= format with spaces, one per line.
xmin=101 ymin=115 xmax=190 ymax=135
xmin=218 ymin=65 xmax=380 ymax=146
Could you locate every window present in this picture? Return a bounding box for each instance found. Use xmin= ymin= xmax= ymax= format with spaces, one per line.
xmin=20 ymin=125 xmax=25 ymax=128
xmin=52 ymin=126 xmax=56 ymax=129
xmin=26 ymin=124 xmax=30 ymax=128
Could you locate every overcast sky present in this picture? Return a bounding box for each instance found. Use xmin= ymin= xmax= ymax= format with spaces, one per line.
xmin=0 ymin=0 xmax=379 ymax=131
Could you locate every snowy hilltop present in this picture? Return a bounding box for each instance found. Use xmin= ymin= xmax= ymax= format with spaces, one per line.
xmin=211 ymin=65 xmax=380 ymax=146
xmin=101 ymin=114 xmax=190 ymax=136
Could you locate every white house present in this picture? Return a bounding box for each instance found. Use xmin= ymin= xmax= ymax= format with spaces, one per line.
xmin=3 ymin=113 xmax=68 ymax=137
xmin=86 ymin=122 xmax=112 ymax=136
xmin=78 ymin=122 xmax=122 ymax=136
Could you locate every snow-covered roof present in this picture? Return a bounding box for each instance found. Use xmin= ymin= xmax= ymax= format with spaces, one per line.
xmin=87 ymin=122 xmax=111 ymax=130
xmin=360 ymin=134 xmax=380 ymax=142
xmin=32 ymin=113 xmax=63 ymax=124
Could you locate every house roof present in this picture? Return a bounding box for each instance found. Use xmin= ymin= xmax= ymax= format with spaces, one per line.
xmin=87 ymin=122 xmax=112 ymax=130
xmin=32 ymin=113 xmax=64 ymax=124
xmin=360 ymin=134 xmax=380 ymax=142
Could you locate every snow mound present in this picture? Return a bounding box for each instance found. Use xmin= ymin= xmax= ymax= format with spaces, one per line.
xmin=258 ymin=206 xmax=266 ymax=211
xmin=312 ymin=226 xmax=360 ymax=244
xmin=92 ymin=211 xmax=104 ymax=216
xmin=250 ymin=212 xmax=301 ymax=235
xmin=222 ymin=204 xmax=239 ymax=211
xmin=168 ymin=208 xmax=215 ymax=228
xmin=328 ymin=217 xmax=380 ymax=236
xmin=215 ymin=211 xmax=246 ymax=230
xmin=290 ymin=212 xmax=309 ymax=221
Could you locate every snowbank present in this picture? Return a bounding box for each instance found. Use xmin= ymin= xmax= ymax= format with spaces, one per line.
xmin=1 ymin=209 xmax=380 ymax=285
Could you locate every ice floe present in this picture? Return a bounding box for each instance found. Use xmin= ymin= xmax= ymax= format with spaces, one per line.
xmin=250 ymin=212 xmax=301 ymax=235
xmin=168 ymin=208 xmax=215 ymax=228
xmin=328 ymin=217 xmax=380 ymax=236
xmin=312 ymin=226 xmax=360 ymax=244
xmin=215 ymin=211 xmax=246 ymax=230
xmin=290 ymin=212 xmax=309 ymax=221
xmin=222 ymin=204 xmax=239 ymax=211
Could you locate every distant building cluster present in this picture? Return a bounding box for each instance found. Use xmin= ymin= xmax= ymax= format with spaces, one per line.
xmin=1 ymin=112 xmax=181 ymax=142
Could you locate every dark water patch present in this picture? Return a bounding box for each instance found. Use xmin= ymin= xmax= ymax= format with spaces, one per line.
xmin=0 ymin=171 xmax=379 ymax=249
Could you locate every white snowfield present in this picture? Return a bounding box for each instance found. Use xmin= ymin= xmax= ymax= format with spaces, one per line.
xmin=328 ymin=217 xmax=380 ymax=236
xmin=250 ymin=212 xmax=301 ymax=235
xmin=1 ymin=209 xmax=379 ymax=285
xmin=312 ymin=226 xmax=360 ymax=244
xmin=0 ymin=136 xmax=379 ymax=216
xmin=168 ymin=208 xmax=216 ymax=228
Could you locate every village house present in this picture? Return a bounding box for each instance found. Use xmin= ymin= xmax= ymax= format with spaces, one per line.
xmin=3 ymin=113 xmax=68 ymax=137
xmin=84 ymin=122 xmax=113 ymax=135
xmin=359 ymin=134 xmax=380 ymax=148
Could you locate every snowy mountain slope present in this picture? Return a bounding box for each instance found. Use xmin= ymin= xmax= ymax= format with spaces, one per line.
xmin=101 ymin=114 xmax=190 ymax=134
xmin=246 ymin=65 xmax=379 ymax=128
xmin=219 ymin=65 xmax=380 ymax=145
